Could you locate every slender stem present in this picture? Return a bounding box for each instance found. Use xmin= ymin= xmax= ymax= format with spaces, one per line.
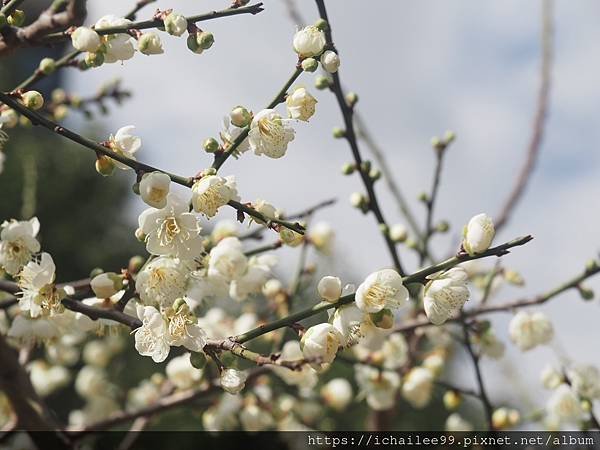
xmin=39 ymin=3 xmax=265 ymax=44
xmin=123 ymin=0 xmax=155 ymax=21
xmin=0 ymin=0 xmax=24 ymax=16
xmin=461 ymin=316 xmax=494 ymax=429
xmin=0 ymin=92 xmax=305 ymax=234
xmin=211 ymin=66 xmax=303 ymax=171
xmin=494 ymin=0 xmax=553 ymax=231
xmin=420 ymin=148 xmax=445 ymax=266
xmin=315 ymin=0 xmax=405 ymax=275
xmin=244 ymin=240 xmax=282 ymax=257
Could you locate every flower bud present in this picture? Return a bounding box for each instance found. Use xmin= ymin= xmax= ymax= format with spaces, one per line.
xmin=135 ymin=228 xmax=146 ymax=242
xmin=220 ymin=368 xmax=247 ymax=394
xmin=443 ymin=391 xmax=462 ymax=410
xmin=89 ymin=267 xmax=104 ymax=278
xmin=332 ymin=127 xmax=345 ymax=139
xmin=444 ymin=130 xmax=456 ymax=144
xmin=492 ymin=407 xmax=520 ymax=430
xmin=84 ymin=51 xmax=105 ymax=68
xmin=578 ymin=286 xmax=594 ymax=301
xmin=132 ymin=182 xmax=140 ymax=195
xmin=315 ymin=75 xmax=331 ymax=90
xmin=462 ymin=213 xmax=495 ymax=255
xmin=349 ymin=192 xmax=366 ymax=208
xmin=138 ymin=32 xmax=164 ymax=55
xmin=320 ymin=50 xmax=340 ymax=73
xmin=345 ymin=92 xmax=358 ymax=107
xmin=369 ymin=169 xmax=381 ymax=181
xmin=301 ymin=57 xmax=318 ymax=72
xmin=300 ymin=323 xmax=342 ymax=372
xmin=197 ymin=31 xmax=214 ymax=50
xmin=436 ymin=220 xmax=450 ymax=233
xmin=164 ymin=13 xmax=187 ymax=36
xmin=286 ymin=87 xmax=317 ymax=122
xmin=0 ymin=108 xmax=18 ymax=128
xmin=38 ymin=58 xmax=56 ymax=75
xmin=279 ymin=228 xmax=303 ymax=247
xmin=418 ymin=192 xmax=429 ymax=203
xmin=139 ymin=171 xmax=171 ymax=208
xmin=20 ymin=91 xmax=44 ymax=110
xmin=586 ymin=259 xmax=599 ymax=272
xmin=203 ymin=137 xmax=220 ymax=153
xmin=186 ymin=34 xmax=202 ymax=54
xmin=71 ymin=27 xmax=102 ymax=52
xmin=53 ymin=105 xmax=69 ymax=121
xmin=341 ymin=163 xmax=354 ymax=175
xmin=389 ymin=224 xmax=408 ymax=243
xmin=128 ymin=255 xmax=145 ymax=274
xmin=317 ymin=276 xmax=342 ymax=302
xmin=91 ymin=272 xmax=123 ymax=298
xmin=293 ymin=26 xmax=326 ymax=58
xmin=430 ymin=136 xmax=444 ymax=151
xmin=95 ymin=155 xmax=115 ymax=176
xmin=504 ymin=269 xmax=524 ymax=286
xmin=369 ymin=309 xmax=394 ymax=329
xmin=321 ymin=378 xmax=353 ymax=411
xmin=190 ymin=351 xmax=207 ymax=369
xmin=314 ymin=19 xmax=328 ymax=31
xmin=7 ymin=10 xmax=25 ymax=27
xmin=230 ymin=106 xmax=251 ymax=128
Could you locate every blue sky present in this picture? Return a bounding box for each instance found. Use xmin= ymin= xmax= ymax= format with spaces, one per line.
xmin=67 ymin=0 xmax=600 ymax=415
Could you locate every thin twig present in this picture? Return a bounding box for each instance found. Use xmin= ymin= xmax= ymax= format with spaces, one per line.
xmin=494 ymin=0 xmax=553 ymax=232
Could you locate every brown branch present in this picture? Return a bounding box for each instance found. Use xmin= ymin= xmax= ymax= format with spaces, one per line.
xmin=494 ymin=0 xmax=553 ymax=231
xmin=0 ymin=335 xmax=71 ymax=449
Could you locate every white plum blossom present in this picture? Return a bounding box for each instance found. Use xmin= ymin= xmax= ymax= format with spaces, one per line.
xmin=135 ymin=257 xmax=190 ymax=308
xmin=509 ymin=311 xmax=554 ymax=351
xmin=229 ymin=254 xmax=277 ymax=301
xmin=331 ymin=303 xmax=367 ymax=346
xmin=293 ymin=26 xmax=326 ymax=58
xmin=320 ymin=50 xmax=340 ymax=73
xmin=272 ymin=340 xmax=318 ymax=389
xmin=191 ymin=175 xmax=239 ymax=218
xmin=381 ymin=333 xmax=409 ymax=370
xmin=139 ymin=172 xmax=171 ymax=208
xmin=546 ymin=384 xmax=585 ymax=424
xmin=220 ymin=368 xmax=247 ymax=394
xmin=75 ymin=365 xmax=110 ymax=399
xmin=355 ymin=269 xmax=409 ymax=313
xmin=18 ymin=252 xmax=63 ymax=318
xmin=127 ymin=378 xmax=162 ymax=411
xmin=462 ymin=213 xmax=495 ymax=255
xmin=7 ymin=315 xmax=64 ymax=343
xmin=248 ymin=109 xmax=295 ymax=159
xmin=239 ymin=404 xmax=275 ymax=431
xmin=138 ymin=32 xmax=164 ymax=55
xmin=423 ymin=267 xmax=470 ymax=325
xmin=28 ymin=361 xmax=70 ymax=397
xmin=163 ymin=12 xmax=188 ymax=37
xmin=166 ymin=353 xmax=203 ymax=389
xmin=207 ymin=237 xmax=247 ymax=281
xmin=402 ymin=367 xmax=434 ymax=409
xmin=300 ymin=323 xmax=342 ymax=372
xmin=567 ymin=364 xmax=600 ymax=400
xmin=95 ymin=15 xmax=135 ymax=63
xmin=477 ymin=329 xmax=506 ymax=359
xmin=355 ymin=364 xmax=400 ymax=411
xmin=71 ymin=27 xmax=102 ymax=52
xmin=138 ymin=193 xmax=204 ymax=260
xmin=134 ymin=305 xmax=170 ymax=363
xmin=317 ymin=276 xmax=342 ymax=302
xmin=210 ymin=219 xmax=239 ymax=243
xmin=541 ymin=365 xmax=563 ymax=390
xmin=109 ymin=125 xmax=141 ymax=169
xmin=321 ymin=378 xmax=353 ymax=411
xmin=308 ymin=221 xmax=334 ymax=254
xmin=250 ymin=199 xmax=278 ymax=226
xmin=445 ymin=413 xmax=473 ymax=432
xmin=286 ymin=87 xmax=317 ymax=121
xmin=164 ymin=301 xmax=207 ymax=352
xmin=0 ymin=217 xmax=40 ymax=275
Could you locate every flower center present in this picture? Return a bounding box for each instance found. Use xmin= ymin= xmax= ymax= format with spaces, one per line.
xmin=158 ymin=217 xmax=180 ymax=245
xmin=363 ymin=284 xmax=396 ymax=309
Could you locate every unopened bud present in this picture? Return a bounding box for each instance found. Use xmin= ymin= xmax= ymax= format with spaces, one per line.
xmin=444 ymin=130 xmax=456 ymax=144
xmin=314 ymin=19 xmax=328 ymax=31
xmin=7 ymin=10 xmax=25 ymax=27
xmin=197 ymin=31 xmax=214 ymax=50
xmin=135 ymin=228 xmax=146 ymax=242
xmin=95 ymin=155 xmax=115 ymax=176
xmin=279 ymin=228 xmax=303 ymax=247
xmin=418 ymin=192 xmax=429 ymax=203
xmin=128 ymin=255 xmax=145 ymax=274
xmin=20 ymin=91 xmax=44 ymax=110
xmin=349 ymin=192 xmax=365 ymax=208
xmin=369 ymin=169 xmax=381 ymax=181
xmin=230 ymin=106 xmax=251 ymax=128
xmin=341 ymin=163 xmax=354 ymax=175
xmin=332 ymin=127 xmax=345 ymax=139
xmin=190 ymin=351 xmax=207 ymax=369
xmin=203 ymin=137 xmax=220 ymax=153
xmin=435 ymin=220 xmax=450 ymax=233
xmin=91 ymin=272 xmax=123 ymax=298
xmin=315 ymin=75 xmax=331 ymax=90
xmin=89 ymin=267 xmax=104 ymax=278
xmin=53 ymin=105 xmax=69 ymax=121
xmin=443 ymin=391 xmax=462 ymax=410
xmin=345 ymin=92 xmax=358 ymax=107
xmin=586 ymin=259 xmax=599 ymax=272
xmin=504 ymin=269 xmax=524 ymax=286
xmin=39 ymin=58 xmax=56 ymax=75
xmin=301 ymin=57 xmax=318 ymax=72
xmin=389 ymin=224 xmax=408 ymax=243
xmin=578 ymin=285 xmax=594 ymax=301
